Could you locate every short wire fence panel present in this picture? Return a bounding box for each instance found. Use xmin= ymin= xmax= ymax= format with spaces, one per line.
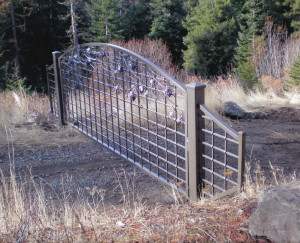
xmin=58 ymin=43 xmax=187 ymax=193
xmin=200 ymin=104 xmax=245 ymax=198
xmin=46 ymin=65 xmax=58 ymax=116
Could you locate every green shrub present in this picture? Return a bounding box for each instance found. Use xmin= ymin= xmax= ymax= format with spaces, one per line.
xmin=234 ymin=59 xmax=258 ymax=88
xmin=6 ymin=67 xmax=31 ymax=93
xmin=290 ymin=55 xmax=300 ymax=86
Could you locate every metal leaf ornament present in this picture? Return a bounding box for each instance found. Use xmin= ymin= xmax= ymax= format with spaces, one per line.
xmin=115 ymin=85 xmax=122 ymax=93
xmin=149 ymin=79 xmax=155 ymax=86
xmin=118 ymin=65 xmax=125 ymax=72
xmin=130 ymin=61 xmax=137 ymax=70
xmin=139 ymin=85 xmax=145 ymax=94
xmin=66 ymin=70 xmax=72 ymax=77
xmin=165 ymin=88 xmax=173 ymax=97
xmin=100 ymin=49 xmax=106 ymax=57
xmin=129 ymin=91 xmax=137 ymax=101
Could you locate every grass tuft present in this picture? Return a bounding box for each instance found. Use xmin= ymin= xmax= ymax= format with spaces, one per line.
xmin=0 ymin=89 xmax=50 ymax=130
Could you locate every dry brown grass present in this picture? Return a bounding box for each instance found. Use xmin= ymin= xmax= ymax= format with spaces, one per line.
xmin=0 ymin=141 xmax=297 ymax=243
xmin=0 ymin=86 xmax=299 ymax=242
xmin=0 ymin=89 xmax=50 ymax=130
xmin=186 ymin=75 xmax=300 ymax=114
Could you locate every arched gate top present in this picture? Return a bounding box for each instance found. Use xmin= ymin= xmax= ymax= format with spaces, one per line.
xmin=60 ymin=42 xmax=186 ymax=92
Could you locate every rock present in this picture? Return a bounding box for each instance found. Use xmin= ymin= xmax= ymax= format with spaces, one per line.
xmin=221 ymin=101 xmax=246 ymax=119
xmin=249 ymin=181 xmax=300 ymax=243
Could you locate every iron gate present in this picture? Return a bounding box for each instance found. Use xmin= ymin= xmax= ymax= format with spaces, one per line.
xmin=47 ymin=43 xmax=245 ymax=200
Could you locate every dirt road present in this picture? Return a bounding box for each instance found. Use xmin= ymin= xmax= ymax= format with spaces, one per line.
xmin=0 ymin=106 xmax=299 ymax=205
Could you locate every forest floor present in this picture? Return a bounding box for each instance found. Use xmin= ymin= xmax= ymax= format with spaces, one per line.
xmin=0 ymin=105 xmax=299 ymax=242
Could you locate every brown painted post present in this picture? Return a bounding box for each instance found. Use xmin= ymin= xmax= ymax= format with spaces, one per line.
xmin=237 ymin=131 xmax=246 ymax=192
xmin=52 ymin=51 xmax=65 ymax=126
xmin=185 ymin=83 xmax=206 ymax=201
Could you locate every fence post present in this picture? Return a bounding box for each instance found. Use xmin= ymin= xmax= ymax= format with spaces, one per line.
xmin=237 ymin=131 xmax=246 ymax=192
xmin=185 ymin=83 xmax=206 ymax=201
xmin=52 ymin=51 xmax=65 ymax=126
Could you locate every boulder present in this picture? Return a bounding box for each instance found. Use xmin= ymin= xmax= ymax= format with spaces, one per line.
xmin=221 ymin=101 xmax=246 ymax=119
xmin=249 ymin=181 xmax=300 ymax=243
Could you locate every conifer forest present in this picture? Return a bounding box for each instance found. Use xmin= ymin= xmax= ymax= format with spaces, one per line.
xmin=0 ymin=0 xmax=300 ymax=91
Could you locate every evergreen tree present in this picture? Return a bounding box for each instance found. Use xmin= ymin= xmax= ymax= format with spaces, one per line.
xmin=286 ymin=0 xmax=300 ymax=32
xmin=150 ymin=0 xmax=187 ymax=64
xmin=183 ymin=0 xmax=240 ymax=76
xmin=88 ymin=0 xmax=123 ymax=42
xmin=120 ymin=0 xmax=153 ymax=41
xmin=0 ymin=34 xmax=8 ymax=91
xmin=233 ymin=0 xmax=294 ymax=87
xmin=233 ymin=0 xmax=262 ymax=87
xmin=19 ymin=0 xmax=70 ymax=90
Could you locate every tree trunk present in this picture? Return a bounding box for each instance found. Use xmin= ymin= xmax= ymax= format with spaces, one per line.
xmin=70 ymin=0 xmax=79 ymax=49
xmin=105 ymin=12 xmax=108 ymax=42
xmin=9 ymin=0 xmax=21 ymax=70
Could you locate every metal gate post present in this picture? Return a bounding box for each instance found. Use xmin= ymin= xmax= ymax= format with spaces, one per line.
xmin=237 ymin=131 xmax=246 ymax=192
xmin=52 ymin=51 xmax=65 ymax=125
xmin=185 ymin=83 xmax=206 ymax=201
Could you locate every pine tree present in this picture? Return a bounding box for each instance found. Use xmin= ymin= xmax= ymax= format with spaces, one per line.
xmin=120 ymin=0 xmax=153 ymax=41
xmin=286 ymin=0 xmax=300 ymax=32
xmin=183 ymin=0 xmax=240 ymax=76
xmin=0 ymin=34 xmax=8 ymax=91
xmin=88 ymin=0 xmax=123 ymax=42
xmin=150 ymin=0 xmax=187 ymax=64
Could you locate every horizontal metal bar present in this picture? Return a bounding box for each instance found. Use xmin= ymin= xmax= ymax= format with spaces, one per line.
xmin=202 ymin=167 xmax=238 ymax=185
xmin=202 ymin=142 xmax=239 ymax=159
xmin=202 ymin=179 xmax=226 ymax=192
xmin=67 ymin=103 xmax=186 ymax=148
xmin=202 ymin=154 xmax=238 ymax=173
xmin=72 ymin=123 xmax=187 ymax=195
xmin=200 ymin=104 xmax=240 ymax=139
xmin=70 ymin=115 xmax=186 ymax=172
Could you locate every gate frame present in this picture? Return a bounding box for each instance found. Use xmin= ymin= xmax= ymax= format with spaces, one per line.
xmin=185 ymin=84 xmax=206 ymax=201
xmin=50 ymin=43 xmax=245 ymax=201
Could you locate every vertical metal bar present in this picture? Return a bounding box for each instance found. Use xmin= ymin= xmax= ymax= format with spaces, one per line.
xmin=80 ymin=66 xmax=88 ymax=134
xmin=97 ymin=50 xmax=104 ymax=143
xmin=145 ymin=66 xmax=150 ymax=170
xmin=108 ymin=50 xmax=115 ymax=149
xmin=185 ymin=83 xmax=206 ymax=201
xmin=128 ymin=57 xmax=136 ymax=162
xmin=116 ymin=53 xmax=122 ymax=153
xmin=212 ymin=121 xmax=215 ymax=196
xmin=68 ymin=69 xmax=76 ymax=124
xmin=136 ymin=61 xmax=143 ymax=166
xmin=52 ymin=51 xmax=65 ymax=126
xmin=154 ymin=75 xmax=159 ymax=177
xmin=45 ymin=65 xmax=54 ymax=113
xmin=91 ymin=64 xmax=99 ymax=141
xmin=174 ymin=86 xmax=179 ymax=184
xmin=121 ymin=58 xmax=128 ymax=159
xmin=102 ymin=52 xmax=109 ymax=146
xmin=86 ymin=69 xmax=93 ymax=136
xmin=164 ymin=79 xmax=168 ymax=180
xmin=237 ymin=132 xmax=246 ymax=192
xmin=224 ymin=132 xmax=228 ymax=190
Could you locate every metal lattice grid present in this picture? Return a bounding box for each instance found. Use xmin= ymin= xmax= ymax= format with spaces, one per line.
xmin=58 ymin=44 xmax=187 ymax=192
xmin=200 ymin=105 xmax=244 ymax=198
xmin=46 ymin=65 xmax=58 ymax=116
